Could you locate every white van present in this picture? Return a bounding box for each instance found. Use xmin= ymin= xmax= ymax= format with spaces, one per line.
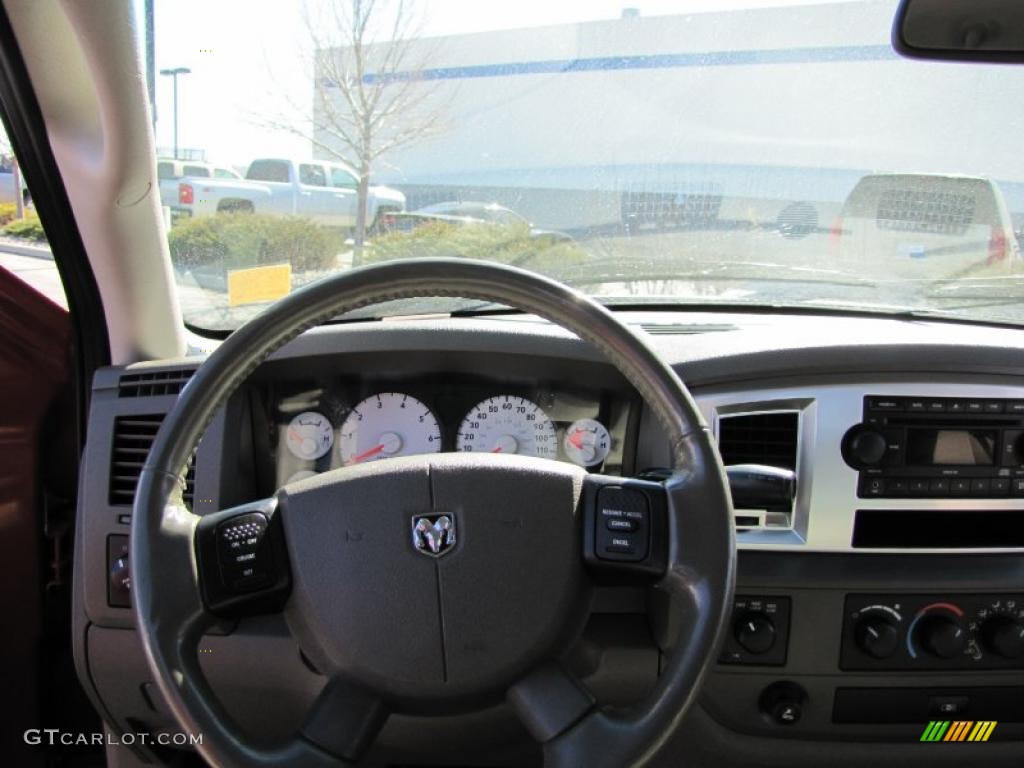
xmin=832 ymin=173 xmax=1020 ymax=276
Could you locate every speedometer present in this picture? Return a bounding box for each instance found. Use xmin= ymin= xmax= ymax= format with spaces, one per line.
xmin=338 ymin=393 xmax=441 ymax=465
xmin=456 ymin=396 xmax=557 ymax=458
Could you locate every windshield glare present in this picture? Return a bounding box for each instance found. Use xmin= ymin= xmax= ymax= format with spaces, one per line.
xmin=150 ymin=0 xmax=1024 ymax=331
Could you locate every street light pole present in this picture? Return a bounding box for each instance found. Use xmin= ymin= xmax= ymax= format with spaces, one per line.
xmin=159 ymin=67 xmax=191 ymax=159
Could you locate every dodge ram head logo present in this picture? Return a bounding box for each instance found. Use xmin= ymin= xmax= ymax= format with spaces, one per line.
xmin=411 ymin=514 xmax=456 ymax=557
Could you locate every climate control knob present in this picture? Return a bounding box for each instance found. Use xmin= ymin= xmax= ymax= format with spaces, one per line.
xmin=734 ymin=611 xmax=776 ymax=654
xmin=917 ymin=615 xmax=967 ymax=659
xmin=854 ymin=615 xmax=900 ymax=659
xmin=981 ymin=615 xmax=1024 ymax=659
xmin=843 ymin=426 xmax=888 ymax=468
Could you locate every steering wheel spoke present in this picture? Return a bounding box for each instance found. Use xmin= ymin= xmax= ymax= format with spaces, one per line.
xmin=300 ymin=676 xmax=390 ymax=764
xmin=581 ymin=474 xmax=668 ymax=582
xmin=194 ymin=496 xmax=292 ymax=617
xmin=507 ymin=662 xmax=596 ymax=744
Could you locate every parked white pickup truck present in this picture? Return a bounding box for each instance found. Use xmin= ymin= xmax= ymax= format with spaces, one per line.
xmin=172 ymin=158 xmax=406 ymax=229
xmin=157 ymin=158 xmax=242 ymax=211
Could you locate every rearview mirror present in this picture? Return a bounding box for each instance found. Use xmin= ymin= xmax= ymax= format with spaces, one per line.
xmin=894 ymin=0 xmax=1024 ymax=62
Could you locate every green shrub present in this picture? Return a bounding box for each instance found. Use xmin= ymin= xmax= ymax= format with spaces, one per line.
xmin=367 ymin=221 xmax=587 ymax=271
xmin=2 ymin=214 xmax=46 ymax=241
xmin=168 ymin=214 xmax=342 ymax=274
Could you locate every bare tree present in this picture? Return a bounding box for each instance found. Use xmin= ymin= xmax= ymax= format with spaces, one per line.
xmin=262 ymin=0 xmax=447 ymax=263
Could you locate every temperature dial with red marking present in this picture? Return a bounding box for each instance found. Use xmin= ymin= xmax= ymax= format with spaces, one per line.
xmin=563 ymin=418 xmax=611 ymax=467
xmin=907 ymin=602 xmax=967 ymax=660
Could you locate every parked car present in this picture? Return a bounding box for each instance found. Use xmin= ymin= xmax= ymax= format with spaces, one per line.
xmin=172 ymin=157 xmax=406 ymax=230
xmin=384 ymin=201 xmax=573 ymax=243
xmin=156 ymin=158 xmax=241 ymax=210
xmin=832 ymin=173 xmax=1020 ymax=274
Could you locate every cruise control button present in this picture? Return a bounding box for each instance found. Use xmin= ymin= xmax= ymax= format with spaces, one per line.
xmin=220 ymin=562 xmax=272 ymax=592
xmin=606 ymin=518 xmax=637 ymax=532
xmin=216 ymin=513 xmax=268 ymax=565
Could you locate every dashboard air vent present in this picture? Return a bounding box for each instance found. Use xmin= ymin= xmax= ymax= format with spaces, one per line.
xmin=639 ymin=322 xmax=737 ymax=335
xmin=109 ymin=414 xmax=195 ymax=508
xmin=717 ymin=412 xmax=799 ymax=471
xmin=118 ymin=368 xmax=194 ymax=398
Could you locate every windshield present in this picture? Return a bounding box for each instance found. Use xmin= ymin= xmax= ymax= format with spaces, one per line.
xmin=149 ymin=0 xmax=1024 ymax=331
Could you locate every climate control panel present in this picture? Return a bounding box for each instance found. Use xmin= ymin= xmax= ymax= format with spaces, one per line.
xmin=841 ymin=594 xmax=1024 ymax=671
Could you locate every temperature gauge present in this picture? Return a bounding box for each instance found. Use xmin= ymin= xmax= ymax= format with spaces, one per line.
xmin=285 ymin=411 xmax=334 ymax=461
xmin=563 ymin=418 xmax=611 ymax=467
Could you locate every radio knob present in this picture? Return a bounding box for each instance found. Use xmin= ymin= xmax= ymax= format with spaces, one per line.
xmin=917 ymin=616 xmax=967 ymax=659
xmin=981 ymin=615 xmax=1024 ymax=659
xmin=734 ymin=611 xmax=776 ymax=654
xmin=854 ymin=615 xmax=900 ymax=659
xmin=844 ymin=426 xmax=888 ymax=467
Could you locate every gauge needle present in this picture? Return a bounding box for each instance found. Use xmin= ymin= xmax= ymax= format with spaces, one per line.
xmin=568 ymin=430 xmax=585 ymax=449
xmin=350 ymin=443 xmax=386 ymax=463
xmin=491 ymin=446 xmax=503 ymax=453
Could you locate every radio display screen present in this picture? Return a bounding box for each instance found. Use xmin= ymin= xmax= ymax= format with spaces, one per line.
xmin=905 ymin=428 xmax=997 ymax=466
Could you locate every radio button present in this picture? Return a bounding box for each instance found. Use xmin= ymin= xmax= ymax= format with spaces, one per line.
xmin=926 ymin=400 xmax=947 ymax=413
xmin=1002 ymin=430 xmax=1023 ymax=466
xmin=906 ymin=399 xmax=927 ymax=412
xmin=965 ymin=400 xmax=985 ymax=414
xmin=887 ymin=479 xmax=908 ymax=496
xmin=970 ymin=479 xmax=991 ymax=496
xmin=908 ymin=479 xmax=929 ymax=496
xmin=1007 ymin=400 xmax=1024 ymax=414
xmin=947 ymin=400 xmax=966 ymax=414
xmin=950 ymin=479 xmax=971 ymax=496
xmin=929 ymin=479 xmax=950 ymax=496
xmin=991 ymin=478 xmax=1010 ymax=496
xmin=859 ymin=476 xmax=885 ymax=497
xmin=1012 ymin=478 xmax=1024 ymax=496
xmin=984 ymin=400 xmax=1005 ymax=414
xmin=868 ymin=397 xmax=902 ymax=411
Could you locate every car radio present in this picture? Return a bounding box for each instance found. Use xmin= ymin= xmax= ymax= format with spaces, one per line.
xmin=843 ymin=395 xmax=1024 ymax=498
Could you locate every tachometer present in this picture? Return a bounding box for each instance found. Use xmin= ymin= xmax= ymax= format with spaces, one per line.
xmin=563 ymin=418 xmax=611 ymax=467
xmin=285 ymin=411 xmax=334 ymax=460
xmin=456 ymin=395 xmax=557 ymax=458
xmin=339 ymin=393 xmax=441 ymax=465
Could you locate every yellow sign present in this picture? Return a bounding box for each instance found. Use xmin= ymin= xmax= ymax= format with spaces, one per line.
xmin=226 ymin=264 xmax=292 ymax=307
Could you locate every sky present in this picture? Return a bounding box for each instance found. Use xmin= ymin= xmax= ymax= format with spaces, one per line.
xmin=146 ymin=0 xmax=875 ymax=166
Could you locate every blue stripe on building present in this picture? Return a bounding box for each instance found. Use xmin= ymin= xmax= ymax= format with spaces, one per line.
xmin=351 ymin=44 xmax=897 ymax=85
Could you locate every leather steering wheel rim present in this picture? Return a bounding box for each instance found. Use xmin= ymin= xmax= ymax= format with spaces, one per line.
xmin=132 ymin=258 xmax=736 ymax=767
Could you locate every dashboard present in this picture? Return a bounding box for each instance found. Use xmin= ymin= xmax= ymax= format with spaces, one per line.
xmin=72 ymin=312 xmax=1024 ymax=767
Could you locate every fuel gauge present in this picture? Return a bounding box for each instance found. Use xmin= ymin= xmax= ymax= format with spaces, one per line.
xmin=564 ymin=418 xmax=611 ymax=467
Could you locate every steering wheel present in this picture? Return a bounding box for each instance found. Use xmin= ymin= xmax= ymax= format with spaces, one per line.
xmin=132 ymin=258 xmax=735 ymax=767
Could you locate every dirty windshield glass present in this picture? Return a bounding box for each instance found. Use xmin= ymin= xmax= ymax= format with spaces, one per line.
xmin=148 ymin=0 xmax=1024 ymax=331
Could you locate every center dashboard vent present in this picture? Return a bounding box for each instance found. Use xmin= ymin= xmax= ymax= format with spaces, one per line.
xmin=717 ymin=411 xmax=799 ymax=471
xmin=717 ymin=411 xmax=799 ymax=530
xmin=118 ymin=368 xmax=194 ymax=398
xmin=109 ymin=414 xmax=195 ymax=509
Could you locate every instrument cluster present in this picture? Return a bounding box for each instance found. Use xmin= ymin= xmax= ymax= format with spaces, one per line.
xmin=270 ymin=377 xmax=631 ymax=487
